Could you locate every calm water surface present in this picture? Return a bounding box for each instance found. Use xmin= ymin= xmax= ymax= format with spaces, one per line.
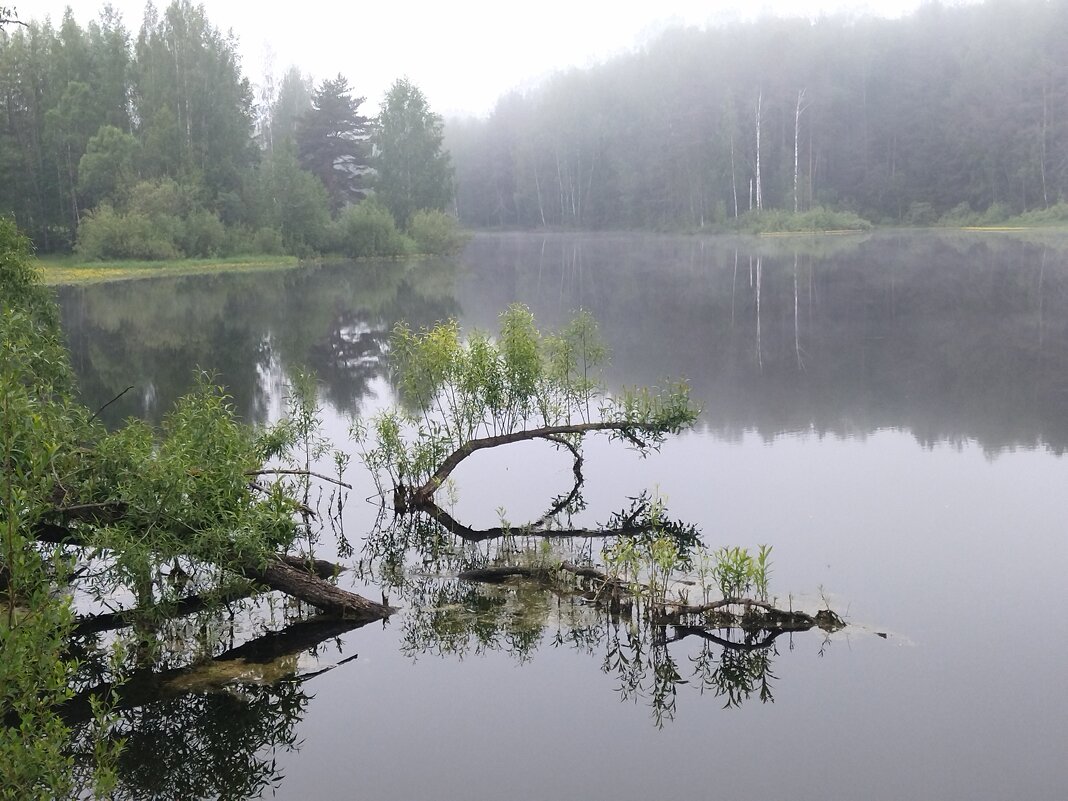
xmin=58 ymin=231 xmax=1068 ymax=800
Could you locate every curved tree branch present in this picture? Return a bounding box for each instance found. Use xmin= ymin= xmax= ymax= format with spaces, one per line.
xmin=405 ymin=420 xmax=650 ymax=509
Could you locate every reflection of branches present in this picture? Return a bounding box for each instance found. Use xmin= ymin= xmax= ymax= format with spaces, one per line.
xmin=392 ymin=553 xmax=831 ymax=724
xmin=62 ymin=613 xmax=370 ymax=800
xmin=411 ymin=490 xmax=701 ymax=552
xmin=61 ymin=615 xmax=370 ymax=725
xmin=690 ymin=638 xmax=778 ymax=708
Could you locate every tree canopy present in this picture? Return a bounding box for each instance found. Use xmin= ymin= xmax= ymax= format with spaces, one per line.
xmin=0 ymin=4 xmax=458 ymax=258
xmin=374 ymin=77 xmax=453 ymax=227
xmin=298 ymin=74 xmax=372 ymax=210
xmin=448 ymin=0 xmax=1068 ymax=229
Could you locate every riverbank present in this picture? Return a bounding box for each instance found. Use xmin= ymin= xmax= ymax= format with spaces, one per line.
xmin=35 ymin=254 xmax=300 ymax=286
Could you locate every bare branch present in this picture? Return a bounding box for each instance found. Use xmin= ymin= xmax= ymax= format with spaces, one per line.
xmin=87 ymin=385 xmax=134 ymax=423
xmin=247 ymin=468 xmax=353 ymax=489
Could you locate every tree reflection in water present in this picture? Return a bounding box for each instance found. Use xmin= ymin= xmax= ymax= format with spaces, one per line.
xmin=359 ymin=507 xmax=836 ymax=728
xmin=61 ymin=615 xmax=369 ymax=800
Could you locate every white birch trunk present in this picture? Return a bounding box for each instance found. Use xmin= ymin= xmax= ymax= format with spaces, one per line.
xmin=755 ymin=90 xmax=763 ymax=212
xmin=794 ymin=89 xmax=807 ymax=214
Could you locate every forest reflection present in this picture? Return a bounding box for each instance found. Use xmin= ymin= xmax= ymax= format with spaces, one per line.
xmin=58 ymin=231 xmax=1068 ymax=454
xmin=460 ymin=231 xmax=1068 ymax=453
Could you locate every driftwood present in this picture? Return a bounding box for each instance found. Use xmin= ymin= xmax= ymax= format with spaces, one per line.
xmin=241 ymin=557 xmax=390 ymax=618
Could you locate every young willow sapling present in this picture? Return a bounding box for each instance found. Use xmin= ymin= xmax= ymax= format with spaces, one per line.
xmin=353 ymin=304 xmax=699 ymax=513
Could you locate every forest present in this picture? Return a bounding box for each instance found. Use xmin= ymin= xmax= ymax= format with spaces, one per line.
xmin=447 ymin=0 xmax=1068 ymax=230
xmin=6 ymin=1 xmax=1068 ymax=249
xmin=0 ymin=2 xmax=460 ymax=259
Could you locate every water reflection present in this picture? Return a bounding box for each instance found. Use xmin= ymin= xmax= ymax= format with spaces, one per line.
xmin=459 ymin=231 xmax=1068 ymax=453
xmin=58 ymin=257 xmax=460 ymax=427
xmin=63 ymin=614 xmax=370 ymax=800
xmin=358 ymin=511 xmax=836 ymax=728
xmin=58 ymin=231 xmax=1068 ymax=453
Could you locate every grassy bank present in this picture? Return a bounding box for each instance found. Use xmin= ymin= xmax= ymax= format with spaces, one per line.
xmin=35 ymin=254 xmax=300 ymax=285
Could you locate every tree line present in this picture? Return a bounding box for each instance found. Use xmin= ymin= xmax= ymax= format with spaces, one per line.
xmin=0 ymin=2 xmax=460 ymax=259
xmin=448 ymin=0 xmax=1068 ymax=230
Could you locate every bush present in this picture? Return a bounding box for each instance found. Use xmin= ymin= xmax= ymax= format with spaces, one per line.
xmin=76 ymin=205 xmax=179 ymax=261
xmin=904 ymin=201 xmax=937 ymax=226
xmin=177 ymin=209 xmax=226 ymax=258
xmin=939 ymin=202 xmax=980 ymax=227
xmin=733 ymin=206 xmax=873 ymax=234
xmin=407 ymin=209 xmax=468 ymax=255
xmin=332 ymin=200 xmax=413 ymax=258
xmin=1010 ymin=201 xmax=1068 ymax=226
xmin=251 ymin=226 xmax=285 ymax=255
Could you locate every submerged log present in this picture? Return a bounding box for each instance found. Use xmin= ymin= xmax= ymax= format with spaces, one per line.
xmin=34 ymin=522 xmax=390 ymax=622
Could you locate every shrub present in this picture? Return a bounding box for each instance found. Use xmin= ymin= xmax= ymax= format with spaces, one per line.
xmin=177 ymin=209 xmax=226 ymax=258
xmin=76 ymin=205 xmax=179 ymax=261
xmin=733 ymin=206 xmax=872 ymax=234
xmin=333 ymin=200 xmax=413 ymax=258
xmin=407 ymin=209 xmax=468 ymax=255
xmin=251 ymin=226 xmax=285 ymax=255
xmin=939 ymin=202 xmax=980 ymax=227
xmin=904 ymin=201 xmax=937 ymax=226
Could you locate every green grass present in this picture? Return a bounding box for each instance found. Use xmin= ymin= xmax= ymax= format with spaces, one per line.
xmin=34 ymin=253 xmax=300 ymax=285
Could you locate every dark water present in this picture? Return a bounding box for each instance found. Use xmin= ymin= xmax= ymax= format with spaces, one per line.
xmin=57 ymin=231 xmax=1068 ymax=800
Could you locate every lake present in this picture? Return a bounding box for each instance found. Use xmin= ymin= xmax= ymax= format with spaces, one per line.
xmin=57 ymin=230 xmax=1068 ymax=800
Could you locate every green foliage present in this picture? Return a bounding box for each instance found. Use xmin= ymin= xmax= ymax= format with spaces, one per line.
xmin=251 ymin=226 xmax=285 ymax=255
xmin=709 ymin=545 xmax=773 ymax=602
xmin=77 ymin=124 xmax=140 ymax=207
xmin=732 ymin=207 xmax=873 ymax=234
xmin=75 ymin=205 xmax=180 ymax=260
xmin=374 ymin=77 xmax=453 ymax=227
xmin=0 ymin=216 xmax=119 ymax=799
xmin=76 ymin=178 xmax=230 ymax=260
xmin=998 ymin=201 xmax=1068 ymax=227
xmin=176 ymin=208 xmax=226 ymax=257
xmin=1 ymin=215 xmax=323 ymax=793
xmin=407 ymin=209 xmax=468 ymax=255
xmin=244 ymin=147 xmax=332 ymax=256
xmin=297 ymin=74 xmax=371 ymax=209
xmin=331 ymin=200 xmax=413 ymax=258
xmin=355 ymin=304 xmax=696 ymax=497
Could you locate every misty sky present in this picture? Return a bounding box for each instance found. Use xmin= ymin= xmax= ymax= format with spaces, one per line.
xmin=30 ymin=0 xmax=950 ymax=117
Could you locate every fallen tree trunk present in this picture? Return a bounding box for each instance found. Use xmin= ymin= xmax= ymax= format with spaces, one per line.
xmin=241 ymin=557 xmax=391 ymax=619
xmin=34 ymin=522 xmax=390 ymax=622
